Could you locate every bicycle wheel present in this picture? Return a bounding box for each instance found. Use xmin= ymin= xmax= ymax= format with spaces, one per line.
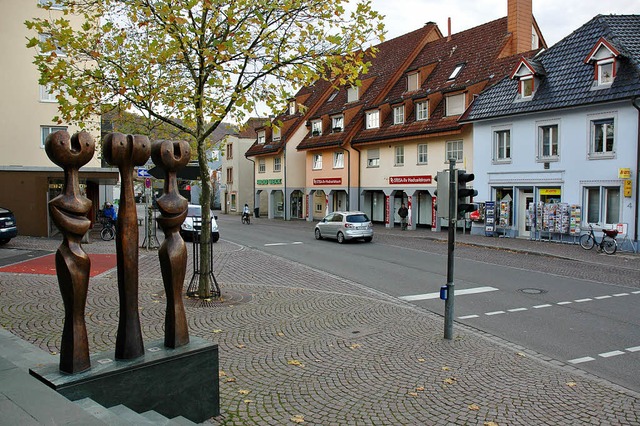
xmin=101 ymin=226 xmax=115 ymax=241
xmin=602 ymin=238 xmax=617 ymax=255
xmin=579 ymin=234 xmax=594 ymax=250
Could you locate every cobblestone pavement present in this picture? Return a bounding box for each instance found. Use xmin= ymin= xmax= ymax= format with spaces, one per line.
xmin=0 ymin=225 xmax=639 ymax=425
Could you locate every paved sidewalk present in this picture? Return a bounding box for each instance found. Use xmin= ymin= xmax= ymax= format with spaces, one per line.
xmin=0 ymin=221 xmax=639 ymax=425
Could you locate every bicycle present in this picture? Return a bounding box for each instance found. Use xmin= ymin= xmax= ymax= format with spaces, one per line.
xmin=100 ymin=216 xmax=116 ymax=241
xmin=579 ymin=224 xmax=618 ymax=255
xmin=241 ymin=213 xmax=251 ymax=225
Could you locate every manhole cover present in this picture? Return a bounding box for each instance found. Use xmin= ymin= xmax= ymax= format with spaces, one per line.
xmin=152 ymin=289 xmax=252 ymax=307
xmin=519 ymin=288 xmax=547 ymax=294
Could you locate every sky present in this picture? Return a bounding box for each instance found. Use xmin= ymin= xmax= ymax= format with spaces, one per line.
xmin=367 ymin=0 xmax=639 ymax=47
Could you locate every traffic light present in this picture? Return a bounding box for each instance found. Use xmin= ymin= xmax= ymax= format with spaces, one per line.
xmin=434 ymin=171 xmax=450 ymax=218
xmin=456 ymin=170 xmax=478 ymax=219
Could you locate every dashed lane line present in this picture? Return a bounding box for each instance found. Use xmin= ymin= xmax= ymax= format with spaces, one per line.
xmin=568 ymin=346 xmax=640 ymax=364
xmin=264 ymin=242 xmax=304 ymax=246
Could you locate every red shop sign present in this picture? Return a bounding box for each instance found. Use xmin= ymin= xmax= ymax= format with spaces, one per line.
xmin=389 ymin=175 xmax=432 ymax=185
xmin=313 ymin=178 xmax=342 ymax=185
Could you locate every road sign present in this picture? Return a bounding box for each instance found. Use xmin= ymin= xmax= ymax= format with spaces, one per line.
xmin=137 ymin=168 xmax=151 ymax=178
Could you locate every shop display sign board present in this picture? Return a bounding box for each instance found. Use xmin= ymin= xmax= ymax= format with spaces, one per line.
xmin=618 ymin=168 xmax=631 ymax=179
xmin=484 ymin=201 xmax=495 ymax=237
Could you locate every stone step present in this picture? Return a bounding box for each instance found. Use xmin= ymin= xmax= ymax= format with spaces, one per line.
xmin=74 ymin=397 xmax=127 ymax=425
xmin=141 ymin=410 xmax=198 ymax=425
xmin=109 ymin=404 xmax=158 ymax=425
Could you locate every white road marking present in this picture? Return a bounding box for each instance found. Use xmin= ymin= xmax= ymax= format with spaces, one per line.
xmin=508 ymin=308 xmax=528 ymax=312
xmin=557 ymin=301 xmax=572 ymax=305
xmin=485 ymin=311 xmax=505 ymax=316
xmin=613 ymin=293 xmax=629 ymax=297
xmin=595 ymin=295 xmax=612 ymax=299
xmin=533 ymin=304 xmax=552 ymax=309
xmin=399 ymin=286 xmax=498 ymax=301
xmin=626 ymin=346 xmax=640 ymax=352
xmin=568 ymin=357 xmax=595 ymax=364
xmin=633 ymin=291 xmax=640 ymax=294
xmin=458 ymin=315 xmax=479 ymax=319
xmin=264 ymin=242 xmax=303 ymax=246
xmin=575 ymin=298 xmax=592 ymax=303
xmin=599 ymin=351 xmax=625 ymax=358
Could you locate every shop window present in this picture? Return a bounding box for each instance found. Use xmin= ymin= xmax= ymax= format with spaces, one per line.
xmin=445 ymin=140 xmax=463 ymax=163
xmin=258 ymin=158 xmax=265 ymax=173
xmin=417 ymin=144 xmax=427 ymax=164
xmin=493 ymin=129 xmax=511 ymax=163
xmin=393 ymin=105 xmax=404 ymax=125
xmin=589 ymin=118 xmax=615 ymax=158
xmin=394 ymin=146 xmax=404 ymax=166
xmin=334 ymin=152 xmax=344 ymax=169
xmin=41 ymin=126 xmax=67 ymax=148
xmin=367 ymin=148 xmax=379 ymax=168
xmin=273 ymin=156 xmax=281 ymax=172
xmin=538 ymin=123 xmax=559 ymax=161
xmin=313 ymin=154 xmax=322 ymax=170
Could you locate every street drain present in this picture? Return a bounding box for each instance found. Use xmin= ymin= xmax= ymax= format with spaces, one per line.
xmin=519 ymin=288 xmax=547 ymax=294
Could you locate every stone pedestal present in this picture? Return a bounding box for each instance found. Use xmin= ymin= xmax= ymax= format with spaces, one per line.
xmin=30 ymin=337 xmax=219 ymax=423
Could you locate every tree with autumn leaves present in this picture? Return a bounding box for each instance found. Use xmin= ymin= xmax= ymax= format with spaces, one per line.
xmin=26 ymin=0 xmax=384 ymax=297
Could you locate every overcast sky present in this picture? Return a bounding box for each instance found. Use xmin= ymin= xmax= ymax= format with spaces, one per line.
xmin=368 ymin=0 xmax=639 ymax=47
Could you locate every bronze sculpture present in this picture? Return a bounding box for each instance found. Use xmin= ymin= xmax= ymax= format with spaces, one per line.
xmin=151 ymin=140 xmax=191 ymax=348
xmin=102 ymin=133 xmax=150 ymax=360
xmin=45 ymin=130 xmax=95 ymax=374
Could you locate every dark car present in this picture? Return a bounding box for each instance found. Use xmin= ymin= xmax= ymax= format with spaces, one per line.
xmin=0 ymin=207 xmax=18 ymax=245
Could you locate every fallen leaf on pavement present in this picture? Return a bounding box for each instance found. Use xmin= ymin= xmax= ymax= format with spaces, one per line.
xmin=442 ymin=366 xmax=451 ymax=371
xmin=238 ymin=389 xmax=250 ymax=395
xmin=244 ymin=399 xmax=253 ymax=404
xmin=407 ymin=392 xmax=418 ymax=397
xmin=225 ymin=378 xmax=236 ymax=383
xmin=288 ymin=359 xmax=304 ymax=367
xmin=566 ymin=382 xmax=577 ymax=387
xmin=417 ymin=358 xmax=426 ymax=362
xmin=484 ymin=422 xmax=499 ymax=426
xmin=219 ymin=370 xmax=227 ymax=377
xmin=212 ymin=329 xmax=223 ymax=333
xmin=516 ymin=352 xmax=526 ymax=357
xmin=443 ymin=377 xmax=457 ymax=385
xmin=236 ymin=344 xmax=246 ymax=349
xmin=416 ymin=386 xmax=424 ymax=391
xmin=350 ymin=343 xmax=361 ymax=350
xmin=291 ymin=415 xmax=305 ymax=423
xmin=468 ymin=404 xmax=480 ymax=411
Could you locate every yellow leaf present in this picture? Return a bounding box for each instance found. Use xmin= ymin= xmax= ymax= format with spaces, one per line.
xmin=443 ymin=377 xmax=457 ymax=385
xmin=516 ymin=352 xmax=526 ymax=357
xmin=277 ymin=332 xmax=285 ymax=336
xmin=417 ymin=358 xmax=426 ymax=362
xmin=237 ymin=344 xmax=246 ymax=349
xmin=416 ymin=386 xmax=425 ymax=391
xmin=244 ymin=399 xmax=254 ymax=404
xmin=219 ymin=370 xmax=227 ymax=377
xmin=468 ymin=404 xmax=480 ymax=411
xmin=288 ymin=359 xmax=304 ymax=367
xmin=225 ymin=378 xmax=236 ymax=383
xmin=238 ymin=389 xmax=250 ymax=395
xmin=407 ymin=392 xmax=418 ymax=397
xmin=291 ymin=414 xmax=305 ymax=423
xmin=212 ymin=329 xmax=223 ymax=333
xmin=442 ymin=366 xmax=451 ymax=371
xmin=350 ymin=343 xmax=361 ymax=350
xmin=484 ymin=422 xmax=499 ymax=426
xmin=566 ymin=382 xmax=577 ymax=387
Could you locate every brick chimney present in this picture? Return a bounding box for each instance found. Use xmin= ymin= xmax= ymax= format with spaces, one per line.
xmin=507 ymin=0 xmax=533 ymax=54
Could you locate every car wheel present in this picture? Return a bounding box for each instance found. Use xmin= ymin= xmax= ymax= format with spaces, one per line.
xmin=0 ymin=239 xmax=9 ymax=245
xmin=315 ymin=228 xmax=322 ymax=240
xmin=337 ymin=232 xmax=345 ymax=244
xmin=364 ymin=237 xmax=372 ymax=242
xmin=211 ymin=233 xmax=220 ymax=243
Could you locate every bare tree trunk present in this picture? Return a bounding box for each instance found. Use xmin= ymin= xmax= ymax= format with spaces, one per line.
xmin=196 ymin=134 xmax=213 ymax=298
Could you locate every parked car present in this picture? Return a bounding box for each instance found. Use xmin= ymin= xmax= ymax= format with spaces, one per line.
xmin=314 ymin=211 xmax=373 ymax=243
xmin=0 ymin=207 xmax=18 ymax=245
xmin=180 ymin=204 xmax=220 ymax=242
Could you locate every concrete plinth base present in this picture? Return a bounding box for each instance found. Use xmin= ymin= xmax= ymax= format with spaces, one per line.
xmin=29 ymin=337 xmax=219 ymax=423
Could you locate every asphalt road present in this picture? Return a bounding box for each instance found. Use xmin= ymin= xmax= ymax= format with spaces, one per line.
xmin=218 ymin=214 xmax=640 ymax=394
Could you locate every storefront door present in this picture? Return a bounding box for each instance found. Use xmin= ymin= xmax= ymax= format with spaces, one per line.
xmin=518 ymin=190 xmax=534 ymax=238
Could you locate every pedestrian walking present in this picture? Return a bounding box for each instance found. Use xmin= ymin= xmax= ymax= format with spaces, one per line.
xmin=398 ymin=203 xmax=408 ymax=230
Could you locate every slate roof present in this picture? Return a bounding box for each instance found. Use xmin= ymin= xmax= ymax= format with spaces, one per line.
xmin=351 ymin=17 xmax=540 ymax=145
xmin=462 ymin=15 xmax=640 ymax=122
xmin=295 ymin=23 xmax=440 ymax=151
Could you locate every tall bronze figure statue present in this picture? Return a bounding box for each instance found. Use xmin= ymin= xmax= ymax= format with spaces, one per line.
xmin=151 ymin=140 xmax=191 ymax=348
xmin=45 ymin=130 xmax=95 ymax=374
xmin=102 ymin=133 xmax=150 ymax=360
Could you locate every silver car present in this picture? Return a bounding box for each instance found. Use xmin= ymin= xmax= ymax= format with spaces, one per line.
xmin=181 ymin=204 xmax=220 ymax=242
xmin=314 ymin=211 xmax=373 ymax=243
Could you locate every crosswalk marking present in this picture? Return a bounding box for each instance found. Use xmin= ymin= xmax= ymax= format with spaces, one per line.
xmin=399 ymin=286 xmax=498 ymax=301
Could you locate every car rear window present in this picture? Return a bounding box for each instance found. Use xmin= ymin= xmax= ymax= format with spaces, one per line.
xmin=346 ymin=214 xmax=369 ymax=223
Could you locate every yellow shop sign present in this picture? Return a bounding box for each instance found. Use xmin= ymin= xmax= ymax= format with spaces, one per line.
xmin=539 ymin=188 xmax=561 ymax=196
xmin=618 ymin=168 xmax=631 ymax=179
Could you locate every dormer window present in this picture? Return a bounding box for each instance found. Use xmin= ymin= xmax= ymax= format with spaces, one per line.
xmin=257 ymin=131 xmax=265 ymax=144
xmin=448 ymin=64 xmax=464 ymax=80
xmin=347 ymin=86 xmax=359 ymax=103
xmin=311 ymin=120 xmax=322 ymax=136
xmin=365 ymin=110 xmax=379 ymax=129
xmin=288 ymin=100 xmax=296 ymax=115
xmin=272 ymin=126 xmax=281 ymax=141
xmin=445 ymin=93 xmax=465 ymax=116
xmin=510 ymin=58 xmax=543 ymax=101
xmin=332 ymin=115 xmax=343 ymax=132
xmin=520 ymin=76 xmax=534 ymax=98
xmin=393 ymin=105 xmax=404 ymax=125
xmin=597 ymin=60 xmax=614 ymax=85
xmin=585 ymin=37 xmax=619 ymax=88
xmin=407 ymin=72 xmax=419 ymax=91
xmin=415 ymin=101 xmax=428 ymax=121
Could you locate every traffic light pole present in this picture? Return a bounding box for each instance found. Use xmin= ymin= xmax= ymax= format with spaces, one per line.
xmin=444 ymin=159 xmax=456 ymax=340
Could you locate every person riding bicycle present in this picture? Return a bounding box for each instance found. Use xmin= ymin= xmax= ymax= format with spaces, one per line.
xmin=103 ymin=202 xmax=117 ymax=226
xmin=242 ymin=204 xmax=250 ymax=222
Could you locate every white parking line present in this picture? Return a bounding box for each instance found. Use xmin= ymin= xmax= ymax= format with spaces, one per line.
xmin=399 ymin=286 xmax=498 ymax=301
xmin=568 ymin=357 xmax=595 ymax=364
xmin=599 ymin=350 xmax=625 ymax=358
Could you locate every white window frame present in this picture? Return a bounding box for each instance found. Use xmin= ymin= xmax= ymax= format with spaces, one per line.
xmin=289 ymin=100 xmax=296 ymax=115
xmin=333 ymin=151 xmax=344 ymax=169
xmin=257 ymin=131 xmax=265 ymax=144
xmin=445 ymin=93 xmax=465 ymax=116
xmin=272 ymin=126 xmax=281 ymax=141
xmin=313 ymin=153 xmax=323 ymax=170
xmin=39 ymin=33 xmax=66 ymax=57
xmin=417 ymin=144 xmax=428 ymax=165
xmin=416 ymin=101 xmax=428 ymax=121
xmin=597 ymin=59 xmax=614 ymax=86
xmin=394 ymin=146 xmax=404 ymax=166
xmin=393 ymin=105 xmax=404 ymax=125
xmin=41 ymin=126 xmax=67 ymax=148
xmin=367 ymin=148 xmax=379 ymax=168
xmin=258 ymin=158 xmax=266 ymax=173
xmin=537 ymin=122 xmax=559 ymax=161
xmin=493 ymin=128 xmax=511 ymax=163
xmin=273 ymin=156 xmax=281 ymax=172
xmin=347 ymin=86 xmax=359 ymax=103
xmin=445 ymin=140 xmax=463 ymax=163
xmin=584 ymin=186 xmax=620 ymax=225
xmin=332 ymin=115 xmax=344 ymax=132
xmin=448 ymin=64 xmax=464 ymax=80
xmin=39 ymin=0 xmax=64 ymax=9
xmin=589 ymin=117 xmax=615 ymax=159
xmin=407 ymin=72 xmax=419 ymax=91
xmin=520 ymin=76 xmax=534 ymax=98
xmin=365 ymin=110 xmax=380 ymax=129
xmin=39 ymin=84 xmax=57 ymax=102
xmin=311 ymin=120 xmax=322 ymax=136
